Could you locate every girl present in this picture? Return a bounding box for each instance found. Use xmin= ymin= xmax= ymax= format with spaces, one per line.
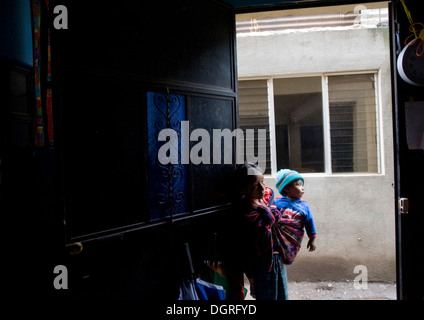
xmin=233 ymin=162 xmax=289 ymax=300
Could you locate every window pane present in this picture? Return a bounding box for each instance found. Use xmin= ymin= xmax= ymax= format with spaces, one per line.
xmin=328 ymin=74 xmax=378 ymax=173
xmin=238 ymin=80 xmax=271 ymax=173
xmin=274 ymin=77 xmax=324 ymax=173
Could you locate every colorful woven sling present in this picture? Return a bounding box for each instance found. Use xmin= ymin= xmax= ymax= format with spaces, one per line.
xmin=245 ymin=188 xmax=304 ymax=269
xmin=273 ymin=209 xmax=304 ymax=264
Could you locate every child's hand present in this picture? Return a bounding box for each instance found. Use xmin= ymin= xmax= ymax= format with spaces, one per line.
xmin=307 ymin=237 xmax=317 ymax=252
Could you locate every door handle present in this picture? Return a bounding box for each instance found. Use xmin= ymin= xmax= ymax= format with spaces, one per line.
xmin=66 ymin=242 xmax=83 ymax=255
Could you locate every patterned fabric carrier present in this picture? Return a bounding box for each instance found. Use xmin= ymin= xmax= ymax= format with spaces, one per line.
xmin=246 ymin=187 xmax=304 ymax=269
xmin=273 ymin=208 xmax=304 ymax=264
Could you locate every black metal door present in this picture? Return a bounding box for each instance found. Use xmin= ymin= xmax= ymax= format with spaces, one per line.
xmin=53 ymin=0 xmax=237 ymax=298
xmin=55 ymin=0 xmax=237 ymax=242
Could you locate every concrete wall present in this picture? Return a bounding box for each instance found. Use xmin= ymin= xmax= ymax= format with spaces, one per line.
xmin=237 ymin=25 xmax=396 ymax=281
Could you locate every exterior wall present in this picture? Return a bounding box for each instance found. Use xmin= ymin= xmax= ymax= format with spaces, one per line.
xmin=237 ymin=26 xmax=396 ymax=281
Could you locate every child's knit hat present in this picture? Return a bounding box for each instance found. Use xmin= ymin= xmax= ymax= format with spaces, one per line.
xmin=275 ymin=169 xmax=304 ymax=195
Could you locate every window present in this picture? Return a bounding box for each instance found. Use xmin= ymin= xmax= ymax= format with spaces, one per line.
xmin=274 ymin=77 xmax=324 ymax=173
xmin=328 ymin=74 xmax=378 ymax=173
xmin=238 ymin=80 xmax=271 ymax=173
xmin=238 ymin=73 xmax=380 ymax=174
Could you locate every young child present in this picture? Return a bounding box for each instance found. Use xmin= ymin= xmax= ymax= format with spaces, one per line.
xmin=274 ymin=169 xmax=317 ymax=257
xmin=232 ymin=162 xmax=289 ymax=300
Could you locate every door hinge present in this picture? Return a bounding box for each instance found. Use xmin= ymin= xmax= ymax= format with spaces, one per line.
xmin=398 ymin=198 xmax=409 ymax=215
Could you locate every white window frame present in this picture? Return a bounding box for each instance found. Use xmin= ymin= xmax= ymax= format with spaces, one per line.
xmin=322 ymin=75 xmax=332 ymax=174
xmin=267 ymin=78 xmax=278 ymax=176
xmin=240 ymin=70 xmax=383 ymax=177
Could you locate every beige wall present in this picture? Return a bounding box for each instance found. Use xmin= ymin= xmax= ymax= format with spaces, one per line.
xmin=238 ymin=24 xmax=396 ymax=281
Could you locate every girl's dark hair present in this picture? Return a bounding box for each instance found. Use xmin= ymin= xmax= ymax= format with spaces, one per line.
xmin=234 ymin=162 xmax=264 ymax=190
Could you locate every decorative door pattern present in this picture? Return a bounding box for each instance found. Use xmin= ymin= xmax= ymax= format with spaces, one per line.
xmin=147 ymin=91 xmax=188 ymax=220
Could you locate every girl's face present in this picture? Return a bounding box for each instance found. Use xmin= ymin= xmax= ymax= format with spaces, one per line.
xmin=284 ymin=179 xmax=304 ymax=199
xmin=246 ymin=174 xmax=266 ymax=200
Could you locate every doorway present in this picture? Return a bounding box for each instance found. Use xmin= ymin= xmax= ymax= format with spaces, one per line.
xmin=235 ymin=2 xmax=397 ymax=299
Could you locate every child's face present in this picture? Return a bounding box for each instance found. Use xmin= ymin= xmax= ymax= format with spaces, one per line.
xmin=284 ymin=179 xmax=304 ymax=199
xmin=246 ymin=174 xmax=266 ymax=200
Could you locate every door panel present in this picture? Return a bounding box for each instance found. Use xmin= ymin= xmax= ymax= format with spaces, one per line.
xmin=147 ymin=91 xmax=189 ymax=220
xmin=53 ymin=0 xmax=237 ymax=298
xmin=56 ymin=0 xmax=237 ymax=242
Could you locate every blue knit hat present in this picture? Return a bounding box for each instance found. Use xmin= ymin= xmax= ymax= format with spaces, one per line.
xmin=275 ymin=169 xmax=304 ymax=195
